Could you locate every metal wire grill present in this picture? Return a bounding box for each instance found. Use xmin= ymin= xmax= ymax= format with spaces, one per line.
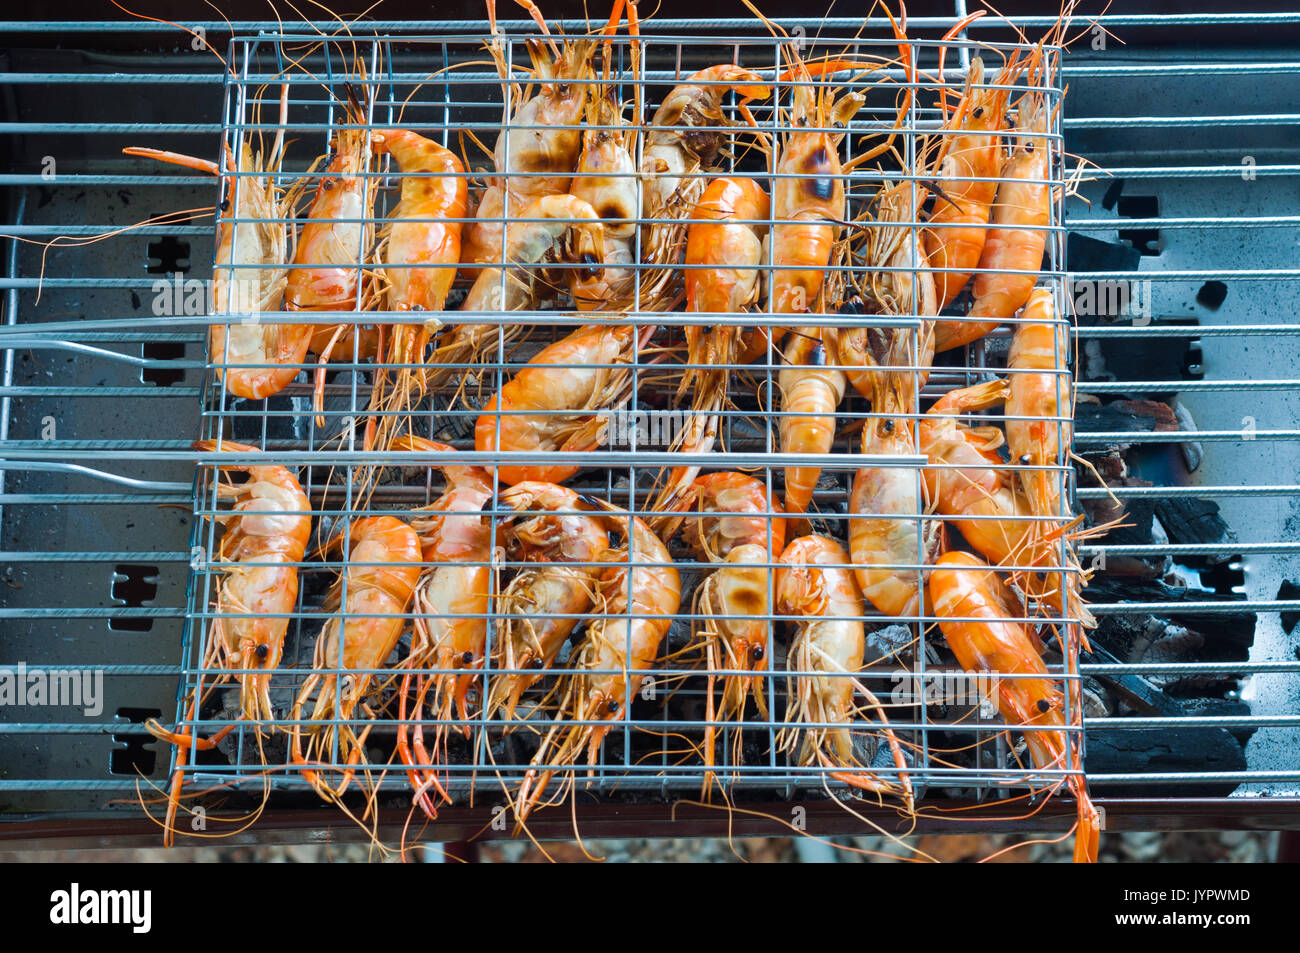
xmin=1 ymin=10 xmax=1299 ymax=839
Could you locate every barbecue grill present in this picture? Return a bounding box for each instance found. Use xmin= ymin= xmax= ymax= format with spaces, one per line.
xmin=2 ymin=3 xmax=1299 ymax=852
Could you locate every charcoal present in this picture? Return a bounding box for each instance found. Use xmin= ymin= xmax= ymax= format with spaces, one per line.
xmin=1085 ymin=727 xmax=1246 ymax=797
xmin=1088 ymin=575 xmax=1256 ymax=656
xmin=1276 ymin=580 xmax=1300 ymax=635
xmin=1074 ymin=399 xmax=1178 ymax=440
xmin=1154 ymin=497 xmax=1236 ymax=553
xmin=1085 ymin=643 xmax=1184 ymax=716
xmin=863 ymin=623 xmax=913 ymax=666
xmin=1179 ymin=696 xmax=1257 ymax=747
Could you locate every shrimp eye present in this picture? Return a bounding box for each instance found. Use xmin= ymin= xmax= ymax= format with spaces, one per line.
xmin=1037 ymin=699 xmax=1051 ymax=713
xmin=973 ymin=106 xmax=985 ymax=118
xmin=607 ymin=699 xmax=620 ymax=713
xmin=750 ymin=644 xmax=765 ymax=661
xmin=531 ymin=657 xmax=545 ymax=669
xmin=558 ymin=83 xmax=571 ymax=97
xmin=882 ymin=419 xmax=894 ymax=434
xmin=255 ymin=643 xmax=270 ymax=661
xmin=1019 ymin=454 xmax=1032 ymax=465
xmin=461 ymin=651 xmax=474 ymax=665
xmin=832 ymin=120 xmax=844 ymax=129
xmin=219 ymin=198 xmax=230 ymax=213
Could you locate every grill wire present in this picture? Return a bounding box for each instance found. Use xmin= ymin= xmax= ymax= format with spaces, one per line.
xmin=1 ymin=10 xmax=1298 ymax=841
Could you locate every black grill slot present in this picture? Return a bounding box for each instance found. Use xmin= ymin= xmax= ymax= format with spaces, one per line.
xmin=108 ymin=563 xmax=158 ymax=632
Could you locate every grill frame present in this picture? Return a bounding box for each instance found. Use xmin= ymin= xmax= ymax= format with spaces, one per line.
xmin=1 ymin=7 xmax=1299 ymax=845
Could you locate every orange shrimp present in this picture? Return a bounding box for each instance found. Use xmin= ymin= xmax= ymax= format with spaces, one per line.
xmin=921 ymin=56 xmax=1014 ymax=311
xmin=463 ymin=5 xmax=595 ymax=273
xmin=570 ymin=9 xmax=641 ymax=313
xmin=650 ymin=176 xmax=770 ymax=514
xmin=290 ymin=516 xmax=421 ymax=802
xmin=838 ymin=181 xmax=938 ymax=399
xmin=438 ymin=193 xmax=605 ymax=388
xmin=515 ymin=501 xmax=681 ymax=822
xmin=639 ymin=65 xmax=771 ymax=276
xmin=776 ymin=535 xmax=913 ymax=801
xmin=486 ymin=481 xmax=611 ymax=721
xmin=123 ymin=130 xmax=308 ymax=400
xmin=1006 ymin=289 xmax=1071 ymax=525
xmin=475 ymin=322 xmax=650 ymax=486
xmin=365 ymin=129 xmax=469 ymax=455
xmin=386 ymin=436 xmax=493 ymax=818
xmin=767 ymin=67 xmax=862 ymax=316
xmin=919 ymin=377 xmax=1035 ymax=569
xmin=929 ymin=551 xmax=1099 ymax=863
xmin=779 ymin=326 xmax=846 ymax=518
xmin=145 ymin=439 xmax=311 ymax=845
xmin=935 ymin=79 xmax=1051 ymax=353
xmin=767 ymin=58 xmax=860 ymax=520
xmin=285 ymin=98 xmax=377 ymax=422
xmin=849 ymin=372 xmax=938 ymax=619
xmin=672 ymin=473 xmax=785 ymax=788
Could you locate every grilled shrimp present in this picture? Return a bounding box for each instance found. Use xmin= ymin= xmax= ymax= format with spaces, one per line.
xmin=767 ymin=64 xmax=860 ymax=520
xmin=438 ymin=193 xmax=605 ymax=388
xmin=366 ymin=129 xmax=469 ymax=458
xmin=767 ymin=69 xmax=862 ymax=316
xmin=779 ymin=326 xmax=846 ymax=518
xmin=919 ymin=377 xmax=1034 ymax=569
xmin=570 ymin=72 xmax=641 ymax=311
xmin=192 ymin=441 xmax=312 ymax=722
xmin=290 ymin=516 xmax=421 ymax=801
xmin=671 ymin=473 xmax=785 ymax=785
xmin=838 ymin=181 xmax=938 ymax=399
xmin=849 ymin=374 xmax=939 ymax=619
xmin=387 ymin=436 xmax=493 ymax=818
xmin=1005 ymin=291 xmax=1098 ymax=632
xmin=286 ymin=101 xmax=378 ymax=421
xmin=462 ymin=13 xmax=595 ymax=273
xmin=475 ymin=322 xmax=649 ymax=485
xmin=124 ymin=126 xmax=304 ymax=400
xmin=776 ymin=535 xmax=912 ymax=800
xmin=921 ymin=56 xmax=1013 ymax=311
xmin=145 ymin=439 xmax=311 ymax=844
xmin=936 ymin=80 xmax=1051 ymax=353
xmin=487 ymin=482 xmax=611 ymax=721
xmin=516 ymin=502 xmax=681 ymax=821
xmin=929 ymin=551 xmax=1099 ymax=863
xmin=1006 ymin=289 xmax=1070 ymax=525
xmin=639 ymin=65 xmax=771 ymax=286
xmin=650 ymin=176 xmax=770 ymax=515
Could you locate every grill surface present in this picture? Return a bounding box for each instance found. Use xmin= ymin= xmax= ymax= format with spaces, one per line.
xmin=2 ymin=7 xmax=1299 ymax=846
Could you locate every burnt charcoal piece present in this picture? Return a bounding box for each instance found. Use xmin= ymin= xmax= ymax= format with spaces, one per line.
xmin=1075 ymin=399 xmax=1178 ymax=439
xmin=1086 ymin=727 xmax=1245 ymax=797
xmin=1179 ymin=697 xmax=1258 ymax=748
xmin=1154 ymin=497 xmax=1236 ymax=551
xmin=1088 ymin=576 xmax=1256 ymax=663
xmin=1278 ymin=580 xmax=1300 ymax=636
